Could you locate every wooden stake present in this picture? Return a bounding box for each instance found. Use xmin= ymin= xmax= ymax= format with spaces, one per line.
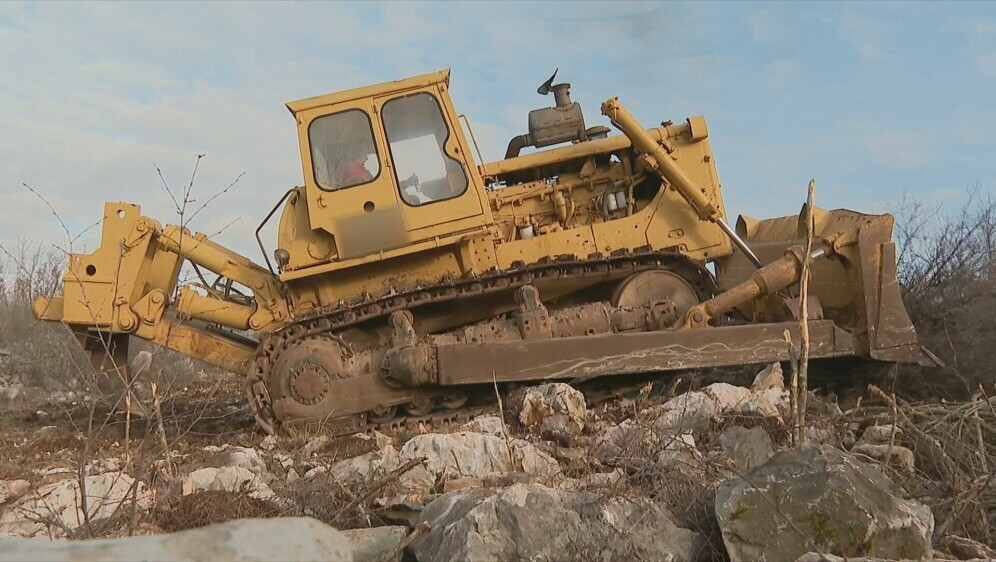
xmin=798 ymin=178 xmax=816 ymax=445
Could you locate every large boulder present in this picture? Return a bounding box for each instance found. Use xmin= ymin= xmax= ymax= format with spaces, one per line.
xmin=715 ymin=444 xmax=933 ymax=562
xmin=0 ymin=473 xmax=152 ymax=538
xmin=410 ymin=483 xmax=699 ymax=562
xmin=0 ymin=517 xmax=352 ymax=561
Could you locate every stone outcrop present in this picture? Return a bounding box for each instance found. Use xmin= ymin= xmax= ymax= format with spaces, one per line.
xmin=308 ymin=431 xmax=561 ymax=510
xmin=0 ymin=473 xmax=151 ymax=538
xmin=0 ymin=517 xmax=352 ymax=562
xmin=715 ymin=444 xmax=933 ymax=562
xmin=411 ymin=483 xmax=699 ymax=562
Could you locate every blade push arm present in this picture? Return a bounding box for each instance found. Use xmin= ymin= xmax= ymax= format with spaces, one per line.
xmin=601 ymin=98 xmax=763 ymax=267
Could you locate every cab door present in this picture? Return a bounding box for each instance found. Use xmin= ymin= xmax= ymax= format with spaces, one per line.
xmin=375 ymin=86 xmax=489 ymax=234
xmin=298 ymin=99 xmax=408 ymax=260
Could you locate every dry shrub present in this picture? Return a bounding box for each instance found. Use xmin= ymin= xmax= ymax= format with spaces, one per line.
xmin=151 ymin=490 xmax=281 ymax=532
xmin=0 ymin=242 xmax=90 ymax=392
xmin=279 ymin=471 xmax=387 ymax=530
xmin=858 ymin=388 xmax=996 ymax=546
xmin=895 ymin=187 xmax=996 ymax=398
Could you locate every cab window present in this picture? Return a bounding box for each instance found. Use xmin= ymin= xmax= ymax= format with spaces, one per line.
xmin=382 ymin=92 xmax=468 ymax=206
xmin=308 ymin=109 xmax=380 ymax=191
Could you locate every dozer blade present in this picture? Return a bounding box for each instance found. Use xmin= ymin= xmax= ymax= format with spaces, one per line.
xmin=715 ymin=205 xmax=931 ymax=366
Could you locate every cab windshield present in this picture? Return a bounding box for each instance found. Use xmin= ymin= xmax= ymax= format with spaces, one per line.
xmin=382 ymin=92 xmax=468 ymax=206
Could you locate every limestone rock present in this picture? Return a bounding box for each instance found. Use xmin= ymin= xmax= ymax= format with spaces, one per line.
xmin=0 ymin=473 xmax=152 ymax=538
xmin=203 ymin=445 xmax=269 ymax=476
xmin=715 ymin=444 xmax=933 ymax=562
xmin=259 ymin=434 xmax=278 ymax=451
xmin=751 ymin=362 xmax=784 ymax=391
xmin=181 ymin=466 xmax=276 ymax=501
xmin=938 ymin=534 xmax=996 ymax=560
xmin=0 ymin=517 xmax=352 ymax=561
xmin=342 ymin=526 xmax=408 ymax=562
xmin=461 ymin=415 xmax=505 ymax=436
xmin=657 ymin=433 xmax=700 ymax=468
xmin=0 ymin=383 xmax=23 ymax=401
xmin=539 ymin=414 xmax=577 ymax=446
xmin=704 ymin=382 xmax=753 ymax=411
xmin=737 ymin=387 xmax=786 ymax=420
xmin=510 ymin=383 xmax=587 ymax=434
xmin=851 ymin=443 xmax=916 ymax=474
xmin=593 ymin=382 xmax=765 ymax=465
xmin=0 ymin=479 xmax=30 ymax=505
xmin=857 ymin=424 xmax=903 ymax=446
xmin=303 ymin=435 xmax=331 ymax=457
xmin=86 ymin=457 xmax=123 ymax=474
xmin=719 ymin=426 xmax=773 ymax=470
xmin=411 ymin=483 xmax=699 ymax=562
xmin=327 ymin=445 xmax=433 ymax=493
xmin=323 ymin=432 xmax=560 ymax=507
xmin=401 ymin=432 xmax=561 ymax=479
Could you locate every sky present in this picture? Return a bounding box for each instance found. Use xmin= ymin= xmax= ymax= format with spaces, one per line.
xmin=1 ymin=1 xmax=994 ymax=261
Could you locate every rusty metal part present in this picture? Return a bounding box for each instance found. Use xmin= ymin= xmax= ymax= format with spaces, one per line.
xmin=404 ymin=397 xmax=435 ymax=417
xmin=439 ymin=393 xmax=469 ymax=409
xmin=249 ymin=254 xmax=713 ymax=432
xmin=611 ymin=269 xmax=700 ymax=315
xmin=427 ymin=320 xmax=854 ymax=386
xmin=515 ymin=285 xmax=553 ymax=340
xmin=367 ymin=404 xmax=398 ymax=424
xmin=678 ymin=245 xmax=824 ymax=329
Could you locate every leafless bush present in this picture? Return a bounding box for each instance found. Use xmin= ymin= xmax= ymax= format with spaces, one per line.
xmin=856 ymin=386 xmax=996 ymax=547
xmin=894 ymin=186 xmax=996 ymax=398
xmin=0 ymin=241 xmax=89 ymax=391
xmin=151 ymin=490 xmax=280 ymax=533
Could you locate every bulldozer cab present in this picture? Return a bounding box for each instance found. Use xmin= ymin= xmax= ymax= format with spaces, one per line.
xmin=286 ymin=69 xmax=492 ymax=261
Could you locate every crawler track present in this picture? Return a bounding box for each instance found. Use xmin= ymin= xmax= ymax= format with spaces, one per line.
xmin=246 ymin=251 xmax=715 ymax=434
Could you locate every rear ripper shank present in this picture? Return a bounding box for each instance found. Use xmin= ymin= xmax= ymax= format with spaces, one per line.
xmin=34 ymin=69 xmax=930 ymax=433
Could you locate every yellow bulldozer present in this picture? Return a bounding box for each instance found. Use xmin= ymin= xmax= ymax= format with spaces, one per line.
xmin=34 ymin=69 xmax=928 ymax=434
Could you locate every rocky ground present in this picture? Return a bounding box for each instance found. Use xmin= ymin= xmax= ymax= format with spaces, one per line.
xmin=1 ymin=355 xmax=995 ymax=561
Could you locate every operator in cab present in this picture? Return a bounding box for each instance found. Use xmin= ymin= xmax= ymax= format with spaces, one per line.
xmin=333 ymin=141 xmax=374 ymax=188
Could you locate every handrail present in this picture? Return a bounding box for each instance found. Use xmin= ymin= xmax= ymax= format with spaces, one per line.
xmin=256 ymin=187 xmax=297 ymax=275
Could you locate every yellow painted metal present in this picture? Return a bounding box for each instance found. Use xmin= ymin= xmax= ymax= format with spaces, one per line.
xmin=31 ymin=68 xmax=925 ymax=390
xmin=176 ymin=286 xmax=254 ymax=331
xmin=601 ymin=98 xmax=720 ymax=221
